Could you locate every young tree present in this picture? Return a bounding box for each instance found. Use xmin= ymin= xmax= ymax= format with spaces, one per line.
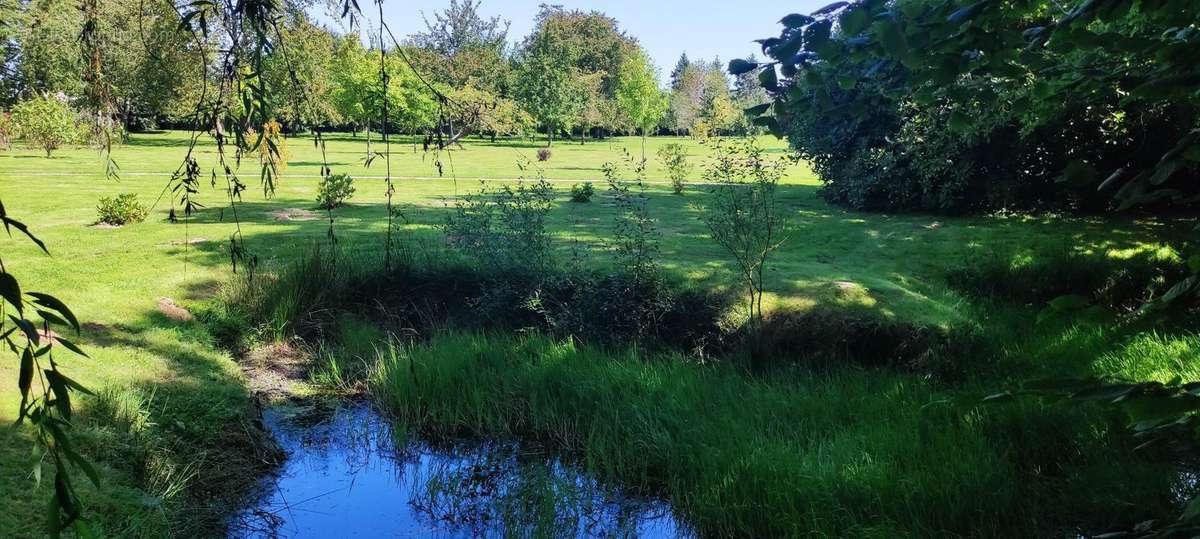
xmin=616 ymin=47 xmax=668 ymax=159
xmin=13 ymin=93 xmax=76 ymax=157
xmin=699 ymin=138 xmax=791 ymax=325
xmin=512 ymin=42 xmax=585 ymax=146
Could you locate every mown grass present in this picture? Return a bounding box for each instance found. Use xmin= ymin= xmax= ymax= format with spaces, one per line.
xmin=1 ymin=130 xmax=1196 ymax=536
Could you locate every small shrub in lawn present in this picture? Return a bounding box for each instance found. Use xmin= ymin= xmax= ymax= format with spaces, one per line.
xmin=536 ymin=147 xmax=551 ymax=161
xmin=657 ymin=143 xmax=692 ymax=195
xmin=96 ymin=193 xmax=148 ymax=226
xmin=317 ymin=173 xmax=356 ymax=209
xmin=569 ymin=182 xmax=594 ymax=203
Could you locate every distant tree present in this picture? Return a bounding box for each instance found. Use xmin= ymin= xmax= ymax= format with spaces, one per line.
xmin=699 ymin=60 xmax=737 ymax=136
xmin=515 ymin=5 xmax=636 ymax=140
xmin=407 ymin=0 xmax=512 ymax=96
xmin=331 ymin=40 xmax=437 ymax=138
xmin=410 ymin=0 xmax=508 ymax=56
xmin=667 ymin=59 xmax=734 ymax=136
xmin=729 ymin=53 xmax=768 ymax=135
xmin=13 ymin=93 xmax=76 ymax=157
xmin=669 ymin=52 xmax=690 ymax=90
xmin=263 ymin=12 xmax=341 ymax=128
xmin=616 ymin=47 xmax=668 ymax=159
xmin=17 ymin=0 xmax=193 ymax=130
xmin=446 ymin=85 xmax=533 ymax=139
xmin=512 ymin=23 xmax=586 ymax=146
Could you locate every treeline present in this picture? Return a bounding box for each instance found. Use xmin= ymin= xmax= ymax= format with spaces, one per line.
xmin=739 ymin=0 xmax=1200 ymax=214
xmin=0 ymin=0 xmax=765 ymax=144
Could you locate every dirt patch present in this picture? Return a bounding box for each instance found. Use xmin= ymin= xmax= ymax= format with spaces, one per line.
xmin=163 ymin=237 xmax=208 ymax=246
xmin=91 ymin=222 xmax=121 ymax=229
xmin=156 ymin=297 xmax=194 ymax=322
xmin=270 ymin=208 xmax=318 ymax=221
xmin=242 ymin=342 xmax=313 ymax=401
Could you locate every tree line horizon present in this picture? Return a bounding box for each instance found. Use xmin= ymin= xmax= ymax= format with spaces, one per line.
xmin=0 ymin=0 xmax=768 ymax=145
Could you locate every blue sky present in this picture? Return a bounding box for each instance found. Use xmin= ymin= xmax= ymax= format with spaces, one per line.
xmin=319 ymin=0 xmax=826 ymax=75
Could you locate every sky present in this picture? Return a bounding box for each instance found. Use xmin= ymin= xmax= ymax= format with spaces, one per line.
xmin=317 ymin=0 xmax=827 ymax=75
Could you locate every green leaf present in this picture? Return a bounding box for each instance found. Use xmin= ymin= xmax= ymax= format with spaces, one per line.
xmin=1187 ymin=255 xmax=1200 ymax=274
xmin=813 ymin=1 xmax=848 ymax=15
xmin=947 ymin=0 xmax=989 ymax=24
xmin=9 ymin=315 xmax=40 ymax=345
xmin=875 ymin=20 xmax=909 ymax=58
xmin=743 ymin=103 xmax=772 ymax=117
xmin=1182 ymin=494 xmax=1200 ymax=521
xmin=0 ymin=272 xmax=21 ymax=314
xmin=28 ymin=293 xmax=79 ymax=332
xmin=728 ymin=59 xmax=759 ymax=76
xmin=54 ymin=337 xmax=89 ymax=359
xmin=948 ymin=110 xmax=971 ymax=131
xmin=1061 ymin=160 xmax=1099 ymax=185
xmin=839 ymin=7 xmax=871 ymax=36
xmin=804 ymin=19 xmax=833 ymax=53
xmin=18 ymin=347 xmax=33 ymax=407
xmin=837 ymin=76 xmax=857 ymax=89
xmin=1159 ymin=275 xmax=1199 ymax=305
xmin=1049 ymin=294 xmax=1090 ymax=311
xmin=1148 ymin=159 xmax=1181 ymax=186
xmin=758 ymin=67 xmax=779 ymax=91
xmin=780 ymin=13 xmax=814 ymax=28
xmin=46 ymin=370 xmax=72 ymax=421
xmin=1070 ymin=383 xmax=1140 ymax=402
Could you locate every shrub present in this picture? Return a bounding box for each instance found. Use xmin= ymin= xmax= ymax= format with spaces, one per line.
xmin=444 ymin=178 xmax=556 ymax=271
xmin=316 ymin=173 xmax=356 ymax=209
xmin=699 ymin=138 xmax=791 ymax=325
xmin=96 ymin=193 xmax=148 ymax=226
xmin=0 ymin=112 xmax=13 ymax=150
xmin=569 ymin=182 xmax=594 ymax=203
xmin=536 ymin=147 xmax=551 ymax=162
xmin=12 ymin=93 xmax=78 ymax=157
xmin=657 ymin=143 xmax=692 ymax=195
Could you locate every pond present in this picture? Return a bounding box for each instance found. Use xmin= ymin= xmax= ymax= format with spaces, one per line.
xmin=230 ymin=403 xmax=690 ymax=538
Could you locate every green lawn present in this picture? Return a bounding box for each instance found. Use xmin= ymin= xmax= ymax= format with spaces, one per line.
xmin=0 ymin=131 xmax=1193 ymax=536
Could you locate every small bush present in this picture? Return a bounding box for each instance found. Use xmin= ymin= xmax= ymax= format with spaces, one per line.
xmin=569 ymin=182 xmax=594 ymax=203
xmin=536 ymin=147 xmax=551 ymax=162
xmin=96 ymin=193 xmax=148 ymax=226
xmin=657 ymin=143 xmax=692 ymax=195
xmin=0 ymin=112 xmax=13 ymax=150
xmin=316 ymin=173 xmax=356 ymax=209
xmin=12 ymin=93 xmax=78 ymax=157
xmin=444 ymin=178 xmax=556 ymax=271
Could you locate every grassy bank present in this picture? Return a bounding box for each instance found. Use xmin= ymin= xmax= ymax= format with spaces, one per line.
xmin=371 ymin=332 xmax=1180 ymax=537
xmin=229 ymin=244 xmax=1197 ymax=537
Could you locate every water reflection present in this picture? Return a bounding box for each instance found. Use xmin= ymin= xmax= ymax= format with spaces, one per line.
xmin=231 ymin=403 xmax=689 ymax=538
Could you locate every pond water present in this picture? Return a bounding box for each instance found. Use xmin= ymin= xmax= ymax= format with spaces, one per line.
xmin=230 ymin=403 xmax=690 ymax=538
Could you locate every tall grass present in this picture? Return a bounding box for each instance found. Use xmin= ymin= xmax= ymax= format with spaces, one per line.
xmin=373 ymin=332 xmax=1182 ymax=537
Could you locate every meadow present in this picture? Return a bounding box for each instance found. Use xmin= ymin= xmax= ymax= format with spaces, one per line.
xmin=1 ymin=131 xmax=1196 ymax=536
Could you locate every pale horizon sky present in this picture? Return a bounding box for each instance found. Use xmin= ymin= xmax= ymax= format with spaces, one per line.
xmin=317 ymin=0 xmax=827 ymax=76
